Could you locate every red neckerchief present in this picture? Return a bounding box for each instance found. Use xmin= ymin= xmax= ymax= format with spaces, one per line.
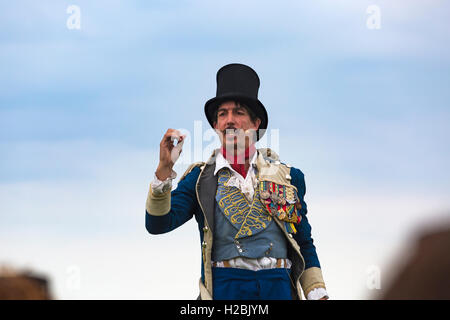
xmin=221 ymin=144 xmax=256 ymax=179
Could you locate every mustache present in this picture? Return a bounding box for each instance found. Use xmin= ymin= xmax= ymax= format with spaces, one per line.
xmin=222 ymin=128 xmax=256 ymax=133
xmin=223 ymin=127 xmax=237 ymax=134
xmin=221 ymin=128 xmax=258 ymax=139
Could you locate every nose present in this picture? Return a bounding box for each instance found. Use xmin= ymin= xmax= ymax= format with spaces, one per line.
xmin=225 ymin=111 xmax=236 ymax=127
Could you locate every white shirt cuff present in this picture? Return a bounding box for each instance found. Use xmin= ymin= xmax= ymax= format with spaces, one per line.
xmin=151 ymin=170 xmax=177 ymax=195
xmin=307 ymin=287 xmax=329 ymax=300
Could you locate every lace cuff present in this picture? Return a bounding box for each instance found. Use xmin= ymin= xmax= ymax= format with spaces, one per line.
xmin=307 ymin=287 xmax=329 ymax=300
xmin=151 ymin=170 xmax=177 ymax=196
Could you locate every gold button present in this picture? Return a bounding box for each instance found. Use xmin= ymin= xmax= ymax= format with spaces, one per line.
xmin=286 ymin=174 xmax=291 ymax=180
xmin=203 ymin=226 xmax=208 ymax=232
xmin=202 ymin=241 xmax=207 ymax=248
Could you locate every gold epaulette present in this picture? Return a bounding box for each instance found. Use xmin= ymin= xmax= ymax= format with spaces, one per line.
xmin=179 ymin=161 xmax=205 ymax=182
xmin=257 ymin=147 xmax=280 ymax=162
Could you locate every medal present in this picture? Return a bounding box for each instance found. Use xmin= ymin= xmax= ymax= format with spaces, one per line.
xmin=260 ymin=191 xmax=270 ymax=199
xmin=259 ymin=180 xmax=300 ymax=231
xmin=278 ymin=209 xmax=286 ymax=220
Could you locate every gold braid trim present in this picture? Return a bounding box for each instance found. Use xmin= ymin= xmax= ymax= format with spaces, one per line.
xmin=216 ymin=169 xmax=271 ymax=239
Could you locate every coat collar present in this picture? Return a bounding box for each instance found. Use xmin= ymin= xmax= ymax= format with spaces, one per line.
xmin=213 ymin=149 xmax=258 ymax=176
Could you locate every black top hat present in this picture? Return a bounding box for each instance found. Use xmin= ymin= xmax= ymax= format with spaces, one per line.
xmin=204 ymin=63 xmax=268 ymax=141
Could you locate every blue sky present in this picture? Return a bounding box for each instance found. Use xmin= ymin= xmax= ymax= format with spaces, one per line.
xmin=1 ymin=0 xmax=450 ymax=299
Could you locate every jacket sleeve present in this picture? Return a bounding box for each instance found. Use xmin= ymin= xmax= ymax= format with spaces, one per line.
xmin=290 ymin=167 xmax=327 ymax=297
xmin=145 ymin=166 xmax=201 ymax=235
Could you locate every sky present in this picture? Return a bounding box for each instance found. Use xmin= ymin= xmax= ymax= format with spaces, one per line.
xmin=1 ymin=0 xmax=450 ymax=299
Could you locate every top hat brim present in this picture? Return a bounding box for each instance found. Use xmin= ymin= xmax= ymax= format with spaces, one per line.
xmin=204 ymin=93 xmax=268 ymax=141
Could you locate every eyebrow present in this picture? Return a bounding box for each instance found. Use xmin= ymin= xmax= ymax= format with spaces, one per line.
xmin=218 ymin=105 xmax=245 ymax=113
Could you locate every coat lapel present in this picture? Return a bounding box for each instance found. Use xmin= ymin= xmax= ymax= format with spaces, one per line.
xmin=196 ymin=150 xmax=219 ymax=232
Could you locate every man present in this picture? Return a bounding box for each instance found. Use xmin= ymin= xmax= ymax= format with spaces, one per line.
xmin=145 ymin=63 xmax=328 ymax=300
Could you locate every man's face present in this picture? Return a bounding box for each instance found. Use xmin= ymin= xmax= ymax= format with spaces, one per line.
xmin=213 ymin=101 xmax=261 ymax=149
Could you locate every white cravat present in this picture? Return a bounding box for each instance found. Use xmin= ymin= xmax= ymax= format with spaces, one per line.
xmin=213 ymin=150 xmax=258 ymax=202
